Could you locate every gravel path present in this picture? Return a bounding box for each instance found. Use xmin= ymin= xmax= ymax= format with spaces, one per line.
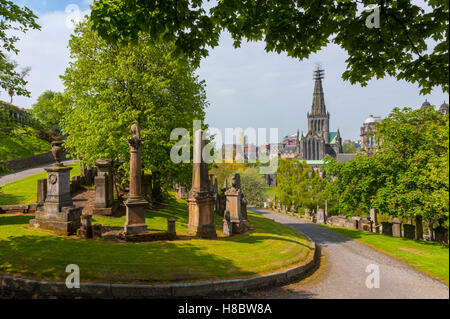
xmin=250 ymin=207 xmax=449 ymax=299
xmin=0 ymin=160 xmax=74 ymax=186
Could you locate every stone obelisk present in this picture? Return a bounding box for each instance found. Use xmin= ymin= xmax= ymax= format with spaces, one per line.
xmin=187 ymin=128 xmax=217 ymax=238
xmin=124 ymin=121 xmax=148 ymax=234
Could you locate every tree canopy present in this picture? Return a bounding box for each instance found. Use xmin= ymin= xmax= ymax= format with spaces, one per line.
xmin=31 ymin=91 xmax=69 ymax=132
xmin=325 ymin=107 xmax=449 ymax=226
xmin=60 ymin=21 xmax=208 ymax=190
xmin=0 ymin=0 xmax=39 ymax=97
xmin=90 ymin=0 xmax=448 ymax=94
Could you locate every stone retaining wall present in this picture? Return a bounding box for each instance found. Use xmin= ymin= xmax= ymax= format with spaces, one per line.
xmin=0 ymin=235 xmax=318 ymax=298
xmin=0 ymin=152 xmax=54 ymax=171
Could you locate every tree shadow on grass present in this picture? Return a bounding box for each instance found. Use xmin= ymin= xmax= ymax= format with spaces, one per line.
xmin=0 ymin=214 xmax=33 ymax=226
xmin=0 ymin=192 xmax=29 ymax=206
xmin=0 ymin=233 xmax=255 ymax=287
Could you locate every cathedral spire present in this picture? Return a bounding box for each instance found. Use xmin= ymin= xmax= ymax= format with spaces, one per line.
xmin=311 ymin=66 xmax=326 ymax=115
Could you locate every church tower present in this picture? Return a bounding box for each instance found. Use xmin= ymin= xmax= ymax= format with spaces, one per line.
xmin=307 ymin=67 xmax=330 ymax=143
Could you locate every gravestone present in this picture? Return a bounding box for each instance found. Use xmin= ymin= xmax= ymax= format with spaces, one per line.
xmin=93 ymin=159 xmax=119 ymax=216
xmin=433 ymin=226 xmax=448 ymax=244
xmin=167 ymin=217 xmax=176 ymax=240
xmin=392 ymin=218 xmax=402 ymax=237
xmin=223 ymin=211 xmax=232 ymax=237
xmin=225 ymin=174 xmax=247 ymax=234
xmin=124 ymin=122 xmax=148 ymax=234
xmin=370 ymin=208 xmax=378 ymax=232
xmin=381 ymin=222 xmax=393 ymax=236
xmin=36 ymin=178 xmax=47 ymax=204
xmin=344 ymin=218 xmax=358 ymax=229
xmin=29 ymin=139 xmax=82 ymax=235
xmin=187 ymin=128 xmax=217 ymax=238
xmin=415 ymin=215 xmax=423 ymax=240
xmin=79 ymin=214 xmax=93 ymax=238
xmin=403 ymin=224 xmax=415 ymax=239
xmin=316 ymin=209 xmax=325 ymax=224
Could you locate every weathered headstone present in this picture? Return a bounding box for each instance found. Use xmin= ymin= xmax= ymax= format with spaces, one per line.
xmin=167 ymin=217 xmax=176 ymax=240
xmin=316 ymin=208 xmax=325 ymax=224
xmin=381 ymin=222 xmax=393 ymax=236
xmin=415 ymin=215 xmax=423 ymax=240
xmin=370 ymin=208 xmax=378 ymax=232
xmin=433 ymin=226 xmax=448 ymax=244
xmin=36 ymin=178 xmax=47 ymax=204
xmin=225 ymin=174 xmax=247 ymax=234
xmin=222 ymin=211 xmax=232 ymax=237
xmin=79 ymin=214 xmax=93 ymax=238
xmin=124 ymin=122 xmax=148 ymax=234
xmin=92 ymin=224 xmax=103 ymax=239
xmin=392 ymin=218 xmax=402 ymax=237
xmin=29 ymin=139 xmax=82 ymax=235
xmin=187 ymin=128 xmax=217 ymax=238
xmin=403 ymin=224 xmax=415 ymax=239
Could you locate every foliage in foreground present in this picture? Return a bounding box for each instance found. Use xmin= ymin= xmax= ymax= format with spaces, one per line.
xmin=90 ymin=0 xmax=448 ymax=94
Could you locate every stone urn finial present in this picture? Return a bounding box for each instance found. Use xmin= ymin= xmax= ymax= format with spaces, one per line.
xmin=51 ymin=136 xmax=64 ymax=166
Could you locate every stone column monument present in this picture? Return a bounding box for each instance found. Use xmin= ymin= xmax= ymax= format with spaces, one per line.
xmin=124 ymin=121 xmax=148 ymax=234
xmin=29 ymin=137 xmax=82 ymax=235
xmin=187 ymin=128 xmax=217 ymax=238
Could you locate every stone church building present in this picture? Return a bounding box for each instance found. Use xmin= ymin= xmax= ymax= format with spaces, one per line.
xmin=280 ymin=67 xmax=343 ymax=165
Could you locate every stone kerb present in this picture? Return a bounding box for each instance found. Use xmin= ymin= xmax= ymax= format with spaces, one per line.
xmin=0 ymin=235 xmax=317 ymax=298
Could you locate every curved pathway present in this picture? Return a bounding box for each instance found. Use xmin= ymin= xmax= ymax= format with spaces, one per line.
xmin=0 ymin=160 xmax=74 ymax=186
xmin=250 ymin=207 xmax=449 ymax=299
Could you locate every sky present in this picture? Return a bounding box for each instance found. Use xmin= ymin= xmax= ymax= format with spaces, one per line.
xmin=3 ymin=0 xmax=449 ymax=141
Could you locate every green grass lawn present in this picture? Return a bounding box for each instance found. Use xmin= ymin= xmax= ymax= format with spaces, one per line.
xmin=321 ymin=224 xmax=449 ymax=284
xmin=0 ymin=126 xmax=51 ymax=161
xmin=0 ymin=196 xmax=313 ymax=284
xmin=0 ymin=164 xmax=81 ymax=205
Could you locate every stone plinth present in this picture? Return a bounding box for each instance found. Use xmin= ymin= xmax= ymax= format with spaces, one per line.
xmin=167 ymin=218 xmax=176 ymax=240
xmin=188 ymin=193 xmax=217 ymax=238
xmin=187 ymin=128 xmax=217 ymax=239
xmin=29 ymin=165 xmax=82 ymax=235
xmin=225 ymin=188 xmax=246 ymax=234
xmin=93 ymin=159 xmax=119 ymax=216
xmin=125 ymin=197 xmax=148 ymax=234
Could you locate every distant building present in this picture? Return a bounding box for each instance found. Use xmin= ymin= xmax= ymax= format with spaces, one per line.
xmin=360 ymin=115 xmax=382 ymax=153
xmin=420 ymin=99 xmax=449 ymax=115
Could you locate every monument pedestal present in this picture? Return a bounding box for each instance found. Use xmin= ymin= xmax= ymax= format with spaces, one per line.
xmin=124 ymin=197 xmax=148 ymax=234
xmin=29 ymin=165 xmax=81 ymax=235
xmin=187 ymin=193 xmax=217 ymax=238
xmin=225 ymin=189 xmax=247 ymax=234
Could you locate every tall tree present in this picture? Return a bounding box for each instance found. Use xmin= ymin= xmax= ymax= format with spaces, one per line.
xmin=324 ymin=107 xmax=449 ymax=229
xmin=90 ymin=0 xmax=448 ymax=94
xmin=31 ymin=90 xmax=69 ymax=132
xmin=60 ymin=21 xmax=208 ymax=191
xmin=0 ymin=0 xmax=39 ymax=98
xmin=236 ymin=167 xmax=266 ymax=206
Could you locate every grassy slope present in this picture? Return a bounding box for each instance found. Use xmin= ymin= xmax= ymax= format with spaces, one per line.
xmin=321 ymin=224 xmax=449 ymax=284
xmin=0 ymin=126 xmax=51 ymax=162
xmin=0 ymin=164 xmax=81 ymax=205
xmin=0 ymin=197 xmax=312 ymax=284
